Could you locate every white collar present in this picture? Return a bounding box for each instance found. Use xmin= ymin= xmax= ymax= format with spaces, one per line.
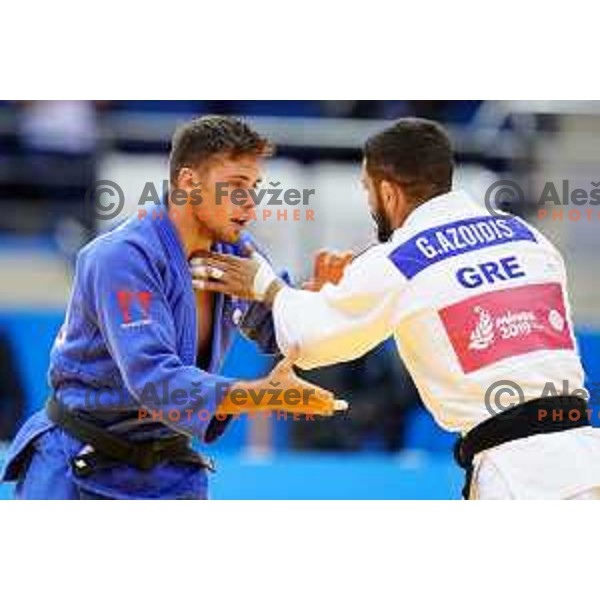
xmin=391 ymin=189 xmax=484 ymax=241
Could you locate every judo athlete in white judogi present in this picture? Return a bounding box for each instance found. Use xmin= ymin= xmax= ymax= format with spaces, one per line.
xmin=191 ymin=118 xmax=600 ymax=500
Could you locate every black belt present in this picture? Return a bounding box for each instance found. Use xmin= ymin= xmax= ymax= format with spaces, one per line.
xmin=46 ymin=397 xmax=214 ymax=477
xmin=454 ymin=395 xmax=589 ymax=499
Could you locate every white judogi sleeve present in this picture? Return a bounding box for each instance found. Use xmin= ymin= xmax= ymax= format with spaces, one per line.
xmin=272 ymin=246 xmax=406 ymax=370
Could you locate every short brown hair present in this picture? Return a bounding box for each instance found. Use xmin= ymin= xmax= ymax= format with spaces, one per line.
xmin=169 ymin=115 xmax=273 ymax=183
xmin=364 ymin=117 xmax=454 ymax=205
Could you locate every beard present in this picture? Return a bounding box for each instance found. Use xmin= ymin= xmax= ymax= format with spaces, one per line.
xmin=371 ymin=194 xmax=394 ymax=243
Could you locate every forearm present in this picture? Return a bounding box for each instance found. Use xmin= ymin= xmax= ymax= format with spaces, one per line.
xmin=271 ymin=285 xmax=396 ymax=370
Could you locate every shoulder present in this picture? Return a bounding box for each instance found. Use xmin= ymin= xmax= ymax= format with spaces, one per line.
xmin=77 ymin=218 xmax=160 ymax=282
xmin=83 ymin=217 xmax=158 ymax=261
xmin=510 ymin=215 xmax=563 ymax=254
xmin=339 ymin=241 xmax=409 ymax=291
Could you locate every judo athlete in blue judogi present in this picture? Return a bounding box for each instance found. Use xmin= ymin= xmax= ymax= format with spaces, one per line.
xmin=1 ymin=116 xmax=343 ymax=499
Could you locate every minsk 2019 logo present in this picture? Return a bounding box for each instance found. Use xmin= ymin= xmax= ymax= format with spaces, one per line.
xmin=440 ymin=283 xmax=574 ymax=374
xmin=468 ymin=305 xmax=545 ymax=352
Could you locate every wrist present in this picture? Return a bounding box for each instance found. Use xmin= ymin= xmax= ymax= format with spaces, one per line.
xmin=252 ymin=254 xmax=277 ymax=300
xmin=263 ymin=279 xmax=285 ymax=307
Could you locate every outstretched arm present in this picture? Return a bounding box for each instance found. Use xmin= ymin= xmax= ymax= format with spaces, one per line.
xmin=190 ymin=247 xmax=405 ymax=370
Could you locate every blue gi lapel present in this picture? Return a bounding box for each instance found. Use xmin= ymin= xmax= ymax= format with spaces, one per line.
xmin=153 ymin=209 xmax=197 ymax=367
xmin=208 ymin=241 xmax=226 ymax=373
xmin=153 ymin=212 xmax=234 ymax=373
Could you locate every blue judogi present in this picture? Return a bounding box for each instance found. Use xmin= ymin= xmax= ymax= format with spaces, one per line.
xmin=1 ymin=204 xmax=278 ymax=499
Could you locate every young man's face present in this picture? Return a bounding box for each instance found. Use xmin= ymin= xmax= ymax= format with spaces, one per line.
xmin=187 ymin=154 xmax=262 ymax=244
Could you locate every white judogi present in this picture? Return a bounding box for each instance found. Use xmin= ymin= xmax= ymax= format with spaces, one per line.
xmin=272 ymin=190 xmax=600 ymax=499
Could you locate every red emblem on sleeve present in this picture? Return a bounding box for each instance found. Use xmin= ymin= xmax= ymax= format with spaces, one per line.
xmin=117 ymin=291 xmax=152 ymax=326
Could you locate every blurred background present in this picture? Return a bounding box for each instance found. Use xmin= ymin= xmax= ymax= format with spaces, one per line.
xmin=0 ymin=100 xmax=599 ymax=499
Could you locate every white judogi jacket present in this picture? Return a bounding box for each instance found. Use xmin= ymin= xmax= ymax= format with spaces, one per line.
xmin=273 ymin=190 xmax=600 ymax=498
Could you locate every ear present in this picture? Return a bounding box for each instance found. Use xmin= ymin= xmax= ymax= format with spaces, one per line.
xmin=379 ymin=180 xmax=397 ymax=211
xmin=177 ymin=167 xmax=195 ymax=189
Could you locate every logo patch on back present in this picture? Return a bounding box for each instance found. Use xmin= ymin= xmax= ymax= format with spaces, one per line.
xmin=439 ymin=283 xmax=574 ymax=373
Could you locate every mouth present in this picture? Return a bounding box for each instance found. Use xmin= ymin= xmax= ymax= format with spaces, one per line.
xmin=230 ymin=216 xmax=250 ymax=229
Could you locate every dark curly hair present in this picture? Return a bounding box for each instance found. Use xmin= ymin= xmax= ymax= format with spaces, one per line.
xmin=169 ymin=115 xmax=273 ymax=183
xmin=364 ymin=117 xmax=454 ymax=205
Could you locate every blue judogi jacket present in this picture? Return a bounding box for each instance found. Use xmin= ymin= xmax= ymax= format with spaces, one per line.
xmin=1 ymin=205 xmax=279 ymax=499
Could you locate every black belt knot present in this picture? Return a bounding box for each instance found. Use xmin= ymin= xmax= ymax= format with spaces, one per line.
xmin=46 ymin=396 xmax=214 ymax=477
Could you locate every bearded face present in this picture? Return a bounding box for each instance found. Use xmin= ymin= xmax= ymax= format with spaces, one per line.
xmin=370 ymin=188 xmax=394 ymax=243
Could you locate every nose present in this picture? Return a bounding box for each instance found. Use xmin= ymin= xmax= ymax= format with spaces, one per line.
xmin=239 ymin=189 xmax=256 ymax=218
xmin=243 ymin=201 xmax=257 ymax=220
xmin=239 ymin=188 xmax=256 ymax=211
xmin=232 ymin=189 xmax=255 ymax=221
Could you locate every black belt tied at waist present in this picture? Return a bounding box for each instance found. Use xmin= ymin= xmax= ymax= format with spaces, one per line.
xmin=454 ymin=395 xmax=590 ymax=500
xmin=46 ymin=397 xmax=214 ymax=478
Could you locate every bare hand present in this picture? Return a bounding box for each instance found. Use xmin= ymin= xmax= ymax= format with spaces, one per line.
xmin=190 ymin=251 xmax=260 ymax=299
xmin=216 ymin=348 xmax=348 ymax=416
xmin=302 ymin=249 xmax=353 ymax=291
